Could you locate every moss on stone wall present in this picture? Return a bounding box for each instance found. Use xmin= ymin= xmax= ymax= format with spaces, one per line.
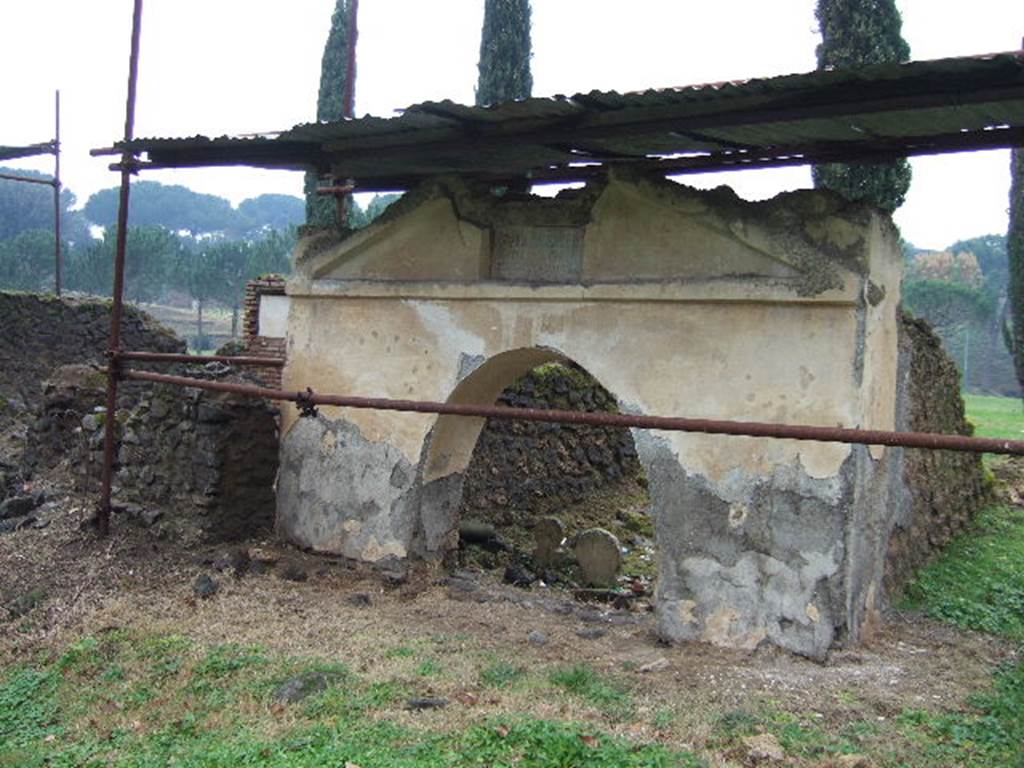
xmin=886 ymin=313 xmax=991 ymax=595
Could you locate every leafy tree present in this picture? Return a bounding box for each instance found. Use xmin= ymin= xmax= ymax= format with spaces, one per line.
xmin=0 ymin=230 xmax=59 ymax=292
xmin=0 ymin=167 xmax=89 ymax=244
xmin=84 ymin=181 xmax=241 ymax=236
xmin=246 ymin=228 xmax=296 ymax=278
xmin=207 ymin=240 xmax=252 ymax=338
xmin=950 ymin=234 xmax=1007 ymax=293
xmin=306 ymin=0 xmax=355 ymax=228
xmin=812 ymin=0 xmax=911 ymax=213
xmin=903 ymin=281 xmax=994 ymax=331
xmin=238 ymin=194 xmax=305 ymax=233
xmin=66 ymin=225 xmax=185 ymax=303
xmin=906 ymin=251 xmax=984 ymax=288
xmin=184 ymin=244 xmax=223 ymax=350
xmin=347 ymin=193 xmax=402 ymax=229
xmin=186 ymin=230 xmax=296 ymax=340
xmin=904 ymin=236 xmax=1018 ymax=395
xmin=1006 ymin=149 xmax=1024 ymax=394
xmin=476 ymin=0 xmax=532 ymax=106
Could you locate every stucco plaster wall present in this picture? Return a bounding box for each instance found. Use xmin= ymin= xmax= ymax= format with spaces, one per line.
xmin=276 ymin=174 xmax=904 ymax=658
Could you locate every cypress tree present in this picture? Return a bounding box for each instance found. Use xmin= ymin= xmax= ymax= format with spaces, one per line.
xmin=476 ymin=0 xmax=533 ymax=106
xmin=305 ymin=0 xmax=354 ymax=228
xmin=1005 ymin=149 xmax=1024 ymax=394
xmin=812 ymin=0 xmax=912 ymax=213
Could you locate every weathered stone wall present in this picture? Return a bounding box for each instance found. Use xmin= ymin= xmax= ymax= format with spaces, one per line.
xmin=460 ymin=363 xmax=641 ymax=513
xmin=885 ymin=314 xmax=989 ymax=595
xmin=25 ymin=362 xmax=279 ymax=543
xmin=277 ymin=173 xmax=907 ymax=658
xmin=0 ymin=292 xmax=183 ymax=410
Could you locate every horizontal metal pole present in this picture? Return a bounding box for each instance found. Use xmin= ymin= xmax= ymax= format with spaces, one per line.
xmin=0 ymin=141 xmax=57 ymax=162
xmin=521 ymin=125 xmax=1024 ymax=185
xmin=119 ymin=350 xmax=285 ymax=367
xmin=315 ymin=184 xmax=355 ymax=196
xmin=0 ymin=171 xmax=56 ymax=187
xmin=121 ymin=369 xmax=1024 ymax=456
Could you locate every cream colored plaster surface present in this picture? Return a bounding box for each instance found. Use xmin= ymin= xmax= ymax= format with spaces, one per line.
xmin=282 ymin=173 xmax=901 ymax=493
xmin=288 ymin=276 xmax=862 ymax=305
xmin=284 ymin=294 xmax=868 ymax=486
xmin=859 ymin=217 xmax=904 ymax=460
xmin=257 ymin=294 xmax=290 ymax=338
xmin=312 ymin=197 xmax=487 ymax=281
xmin=583 ymin=181 xmax=800 ymax=281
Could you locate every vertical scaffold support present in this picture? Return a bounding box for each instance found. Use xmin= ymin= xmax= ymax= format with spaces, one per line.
xmin=97 ymin=0 xmax=144 ymax=536
xmin=53 ymin=89 xmax=61 ymax=296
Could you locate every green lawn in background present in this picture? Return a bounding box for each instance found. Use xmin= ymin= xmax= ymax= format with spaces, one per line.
xmin=963 ymin=394 xmax=1024 ymax=442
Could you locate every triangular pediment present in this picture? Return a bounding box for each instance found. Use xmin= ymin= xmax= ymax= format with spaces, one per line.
xmin=294 ymin=174 xmax=869 ymax=293
xmin=306 ymin=196 xmax=488 ymax=282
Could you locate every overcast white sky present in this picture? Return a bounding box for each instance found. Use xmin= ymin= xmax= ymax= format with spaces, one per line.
xmin=2 ymin=0 xmax=1022 ymax=248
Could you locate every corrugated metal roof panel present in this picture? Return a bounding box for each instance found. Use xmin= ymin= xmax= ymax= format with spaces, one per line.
xmin=111 ymin=51 xmax=1024 ymax=188
xmin=0 ymin=143 xmax=55 ymax=162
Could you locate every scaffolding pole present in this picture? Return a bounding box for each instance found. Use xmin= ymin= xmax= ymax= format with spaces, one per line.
xmin=53 ymin=90 xmax=62 ymax=295
xmin=0 ymin=90 xmax=61 ymax=294
xmin=97 ymin=0 xmax=144 ymax=536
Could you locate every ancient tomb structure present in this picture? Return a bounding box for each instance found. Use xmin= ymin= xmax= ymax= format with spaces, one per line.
xmin=276 ymin=172 xmax=906 ymax=659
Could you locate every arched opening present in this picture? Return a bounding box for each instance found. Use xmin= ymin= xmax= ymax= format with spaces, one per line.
xmin=417 ymin=348 xmax=655 ymax=598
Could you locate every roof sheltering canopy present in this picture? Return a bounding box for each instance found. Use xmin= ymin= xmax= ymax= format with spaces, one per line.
xmin=0 ymin=142 xmax=56 ymax=163
xmin=95 ymin=51 xmax=1024 ymax=193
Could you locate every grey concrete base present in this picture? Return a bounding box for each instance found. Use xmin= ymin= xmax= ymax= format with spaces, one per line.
xmin=277 ymin=410 xmax=902 ymax=659
xmin=276 ymin=415 xmax=417 ymax=561
xmin=638 ymin=429 xmax=902 ymax=660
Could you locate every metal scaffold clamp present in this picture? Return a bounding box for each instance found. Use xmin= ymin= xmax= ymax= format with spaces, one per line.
xmin=296 ymin=387 xmax=319 ymax=419
xmin=108 ymin=153 xmax=143 ymax=175
xmin=106 ymin=349 xmax=123 ymax=381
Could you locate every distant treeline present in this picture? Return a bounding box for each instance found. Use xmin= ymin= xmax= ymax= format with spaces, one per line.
xmin=902 ymin=234 xmax=1018 ymax=396
xmin=0 ymin=171 xmax=398 ymax=347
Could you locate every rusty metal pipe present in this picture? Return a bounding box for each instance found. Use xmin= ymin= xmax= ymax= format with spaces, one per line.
xmin=0 ymin=172 xmax=56 ymax=186
xmin=98 ymin=0 xmax=144 ymax=537
xmin=315 ymin=184 xmax=355 ymax=196
xmin=118 ymin=351 xmax=285 ymax=367
xmin=121 ymin=369 xmax=1024 ymax=456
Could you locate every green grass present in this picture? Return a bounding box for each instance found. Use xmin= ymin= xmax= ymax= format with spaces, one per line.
xmin=415 ymin=659 xmax=442 ymax=677
xmin=549 ymin=664 xmax=634 ymax=720
xmin=902 ymin=504 xmax=1024 ymax=639
xmin=707 ymin=453 xmax=1024 ymax=767
xmin=0 ymin=631 xmax=699 ymax=768
xmin=964 ymin=394 xmax=1024 ymax=442
xmin=479 ymin=660 xmax=525 ymax=689
xmin=712 ymin=706 xmax=885 ymax=762
xmin=890 ymin=475 xmax=1024 ymax=766
xmin=892 ymin=662 xmax=1024 ymax=767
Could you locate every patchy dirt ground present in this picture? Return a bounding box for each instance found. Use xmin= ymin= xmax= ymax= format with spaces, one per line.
xmin=1 ymin=453 xmax=1019 ymax=764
